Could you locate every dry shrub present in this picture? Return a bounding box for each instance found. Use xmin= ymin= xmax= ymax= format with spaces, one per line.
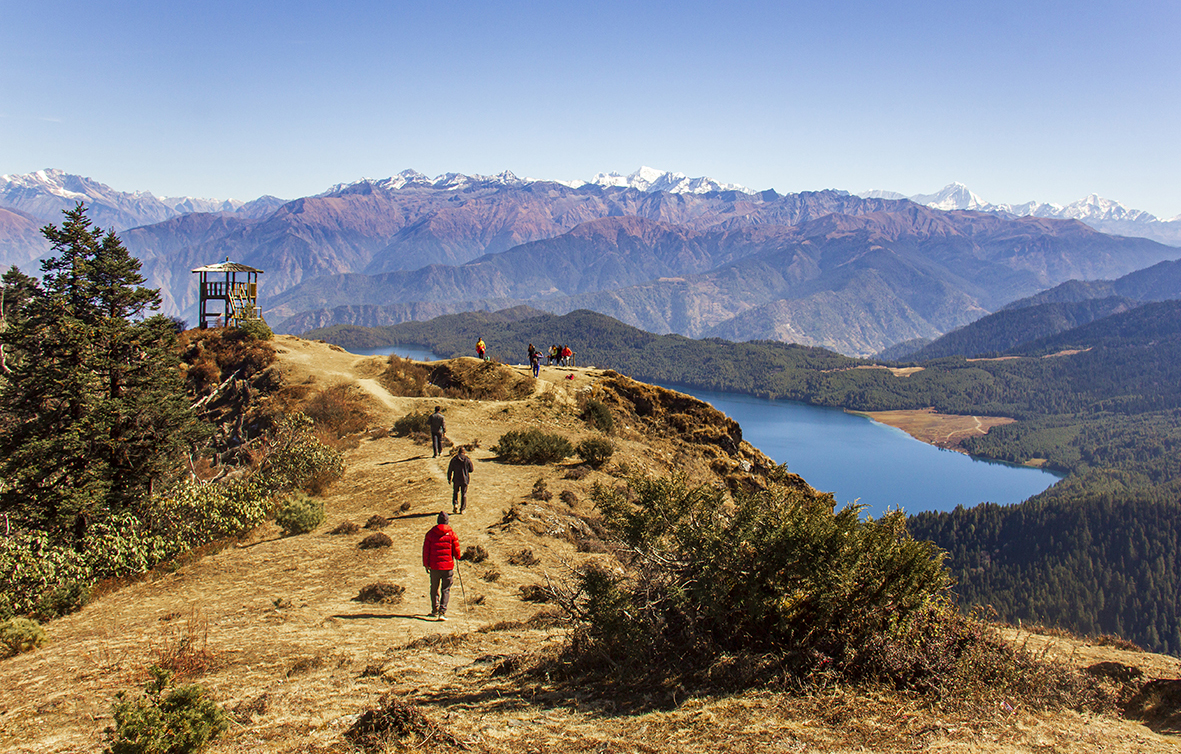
xmin=430 ymin=359 xmax=533 ymax=401
xmin=564 ymin=465 xmax=591 ymax=481
xmin=358 ymin=532 xmax=393 ymax=549
xmin=560 ymin=489 xmax=579 ymax=506
xmin=303 ymin=383 xmax=370 ymax=437
xmin=1094 ymin=633 xmax=1145 ymax=651
xmin=364 ymin=515 xmax=390 ymax=529
xmin=482 ymin=568 xmax=502 ymax=582
xmin=344 ymin=695 xmax=465 ymax=752
xmin=392 ymin=411 xmax=430 ymax=436
xmin=379 ymin=355 xmax=438 ymax=397
xmin=330 ymin=521 xmax=361 ymax=535
xmin=508 ymin=549 xmax=540 ymax=567
xmin=231 ymin=693 xmax=269 ymax=724
xmin=531 ymin=478 xmax=552 ymax=501
xmin=520 ymin=584 xmax=555 ymax=603
xmin=354 ymin=583 xmax=405 ymax=605
xmin=150 ymin=611 xmax=218 ymax=679
xmin=463 ymin=545 xmax=489 ymax=563
xmin=403 ymin=633 xmax=468 ymax=651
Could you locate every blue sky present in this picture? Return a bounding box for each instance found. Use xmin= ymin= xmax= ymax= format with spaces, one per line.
xmin=2 ymin=0 xmax=1178 ymax=216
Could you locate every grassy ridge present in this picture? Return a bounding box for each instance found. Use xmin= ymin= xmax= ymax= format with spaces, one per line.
xmin=305 ymin=302 xmax=1181 ymax=653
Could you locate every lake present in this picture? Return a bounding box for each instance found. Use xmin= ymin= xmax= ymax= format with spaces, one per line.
xmin=356 ymin=344 xmax=1062 ymax=518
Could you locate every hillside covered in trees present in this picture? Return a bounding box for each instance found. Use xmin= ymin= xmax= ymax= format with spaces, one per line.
xmin=306 ymin=302 xmax=1181 ymax=654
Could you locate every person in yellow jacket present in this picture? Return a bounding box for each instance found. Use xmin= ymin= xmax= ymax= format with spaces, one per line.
xmin=476 ymin=337 xmax=487 ymax=361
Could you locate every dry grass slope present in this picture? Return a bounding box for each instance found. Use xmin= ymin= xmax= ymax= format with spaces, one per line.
xmin=0 ymin=335 xmax=1177 ymax=753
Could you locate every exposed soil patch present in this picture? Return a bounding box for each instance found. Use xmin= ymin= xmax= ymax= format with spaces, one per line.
xmin=855 ymin=407 xmax=1017 ymax=451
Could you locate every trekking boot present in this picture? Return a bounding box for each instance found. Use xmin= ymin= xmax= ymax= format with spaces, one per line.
xmin=437 ymin=613 xmax=447 ymax=621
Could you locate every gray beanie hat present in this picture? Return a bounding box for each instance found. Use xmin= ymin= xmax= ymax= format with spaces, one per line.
xmin=437 ymin=511 xmax=449 ymax=525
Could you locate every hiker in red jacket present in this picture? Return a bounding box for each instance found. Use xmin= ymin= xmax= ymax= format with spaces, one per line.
xmin=422 ymin=511 xmax=462 ymax=620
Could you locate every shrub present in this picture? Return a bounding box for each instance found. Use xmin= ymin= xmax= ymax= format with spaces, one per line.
xmin=380 ymin=356 xmax=437 ymax=397
xmin=581 ymin=399 xmax=614 ymax=433
xmin=564 ymin=465 xmax=591 ymax=481
xmin=354 ymin=583 xmax=405 ymax=604
xmin=235 ymin=319 xmax=273 ymax=342
xmin=0 ymin=617 xmax=46 ymax=657
xmin=359 ymin=533 xmax=393 ymax=549
xmin=392 ymin=411 xmax=431 ymax=436
xmin=259 ymin=414 xmax=345 ymax=494
xmin=576 ymin=438 xmax=615 ymax=469
xmin=463 ymin=545 xmax=489 ymax=563
xmin=105 ymin=666 xmax=229 ymax=754
xmin=553 ymin=473 xmax=1110 ymax=711
xmin=560 ymin=490 xmax=579 ymax=506
xmin=302 ymin=384 xmax=370 ymax=438
xmin=275 ymin=494 xmax=325 ymax=536
xmin=530 ymin=478 xmax=552 ymax=501
xmin=492 ymin=430 xmax=573 ymax=465
xmin=364 ymin=515 xmax=390 ymax=529
xmin=566 ymin=474 xmax=952 ymax=680
xmin=330 ymin=521 xmax=361 ymax=535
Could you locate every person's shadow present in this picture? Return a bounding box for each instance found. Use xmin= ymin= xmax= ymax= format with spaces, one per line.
xmin=331 ymin=612 xmax=438 ymax=621
xmin=378 ymin=455 xmax=425 ymax=465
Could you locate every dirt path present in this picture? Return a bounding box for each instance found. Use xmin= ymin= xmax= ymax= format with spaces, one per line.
xmin=0 ymin=337 xmax=610 ymax=752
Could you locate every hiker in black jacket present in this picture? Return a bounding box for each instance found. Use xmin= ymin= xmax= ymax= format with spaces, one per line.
xmin=428 ymin=406 xmax=446 ymax=458
xmin=447 ymin=447 xmax=474 ymax=514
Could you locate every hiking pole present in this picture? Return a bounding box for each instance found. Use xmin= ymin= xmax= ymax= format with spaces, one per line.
xmin=456 ymin=557 xmax=468 ymax=606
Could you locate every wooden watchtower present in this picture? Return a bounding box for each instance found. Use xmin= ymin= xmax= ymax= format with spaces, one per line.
xmin=192 ymin=259 xmax=264 ymax=329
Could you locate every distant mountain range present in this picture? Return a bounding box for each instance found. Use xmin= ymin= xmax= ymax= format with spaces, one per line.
xmin=3 ymin=167 xmax=1180 ymax=355
xmin=860 ymin=182 xmax=1181 ymax=246
xmin=883 ymin=258 xmax=1181 ymax=361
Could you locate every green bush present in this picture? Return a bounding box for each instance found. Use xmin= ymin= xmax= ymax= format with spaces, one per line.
xmin=556 ymin=473 xmax=1108 ymax=710
xmin=569 ymin=474 xmax=952 ymax=679
xmin=275 ymin=494 xmax=325 ymax=536
xmin=258 ymin=414 xmax=345 ymax=494
xmin=105 ymin=666 xmax=229 ymax=754
xmin=492 ymin=429 xmax=573 ymax=465
xmin=581 ymin=399 xmax=614 ymax=433
xmin=392 ymin=411 xmax=431 ymax=436
xmin=235 ymin=319 xmax=273 ymax=341
xmin=576 ymin=437 xmax=614 ymax=469
xmin=0 ymin=617 xmax=47 ymax=657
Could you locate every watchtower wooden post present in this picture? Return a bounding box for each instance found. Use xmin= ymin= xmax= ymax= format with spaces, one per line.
xmin=191 ymin=259 xmax=265 ymax=329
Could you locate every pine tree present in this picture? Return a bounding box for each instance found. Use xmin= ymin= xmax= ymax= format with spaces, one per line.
xmin=0 ymin=204 xmax=202 ymax=533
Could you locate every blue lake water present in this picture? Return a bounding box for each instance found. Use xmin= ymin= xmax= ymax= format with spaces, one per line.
xmin=355 ymin=344 xmax=1062 ymax=518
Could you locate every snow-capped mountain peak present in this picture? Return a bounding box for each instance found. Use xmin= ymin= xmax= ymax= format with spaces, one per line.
xmin=577 ymin=166 xmax=756 ymax=195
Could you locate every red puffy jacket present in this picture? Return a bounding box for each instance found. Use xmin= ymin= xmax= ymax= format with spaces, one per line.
xmin=422 ymin=524 xmax=461 ymax=570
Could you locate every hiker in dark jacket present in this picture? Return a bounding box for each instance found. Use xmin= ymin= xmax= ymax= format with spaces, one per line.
xmin=422 ymin=511 xmax=461 ymax=620
xmin=428 ymin=406 xmax=446 ymax=458
xmin=447 ymin=446 xmax=474 ymax=513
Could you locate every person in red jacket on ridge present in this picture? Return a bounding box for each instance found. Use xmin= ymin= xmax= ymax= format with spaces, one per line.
xmin=422 ymin=511 xmax=461 ymax=620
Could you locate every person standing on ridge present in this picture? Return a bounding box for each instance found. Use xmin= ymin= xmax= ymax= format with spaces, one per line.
xmin=448 ymin=446 xmax=474 ymax=514
xmin=428 ymin=405 xmax=446 ymax=458
xmin=530 ymin=348 xmax=540 ymax=377
xmin=476 ymin=337 xmax=487 ymax=361
xmin=422 ymin=511 xmax=461 ymax=620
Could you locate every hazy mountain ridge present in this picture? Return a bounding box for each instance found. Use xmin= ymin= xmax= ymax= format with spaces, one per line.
xmin=862 ymin=182 xmax=1181 ymax=246
xmin=275 ymin=206 xmax=1181 ymax=356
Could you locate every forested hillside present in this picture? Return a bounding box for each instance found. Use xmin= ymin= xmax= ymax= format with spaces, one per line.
xmin=306 ymin=302 xmax=1181 ymax=653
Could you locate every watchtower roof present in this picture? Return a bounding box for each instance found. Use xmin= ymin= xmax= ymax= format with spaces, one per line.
xmin=191 ymin=260 xmax=264 ymax=274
